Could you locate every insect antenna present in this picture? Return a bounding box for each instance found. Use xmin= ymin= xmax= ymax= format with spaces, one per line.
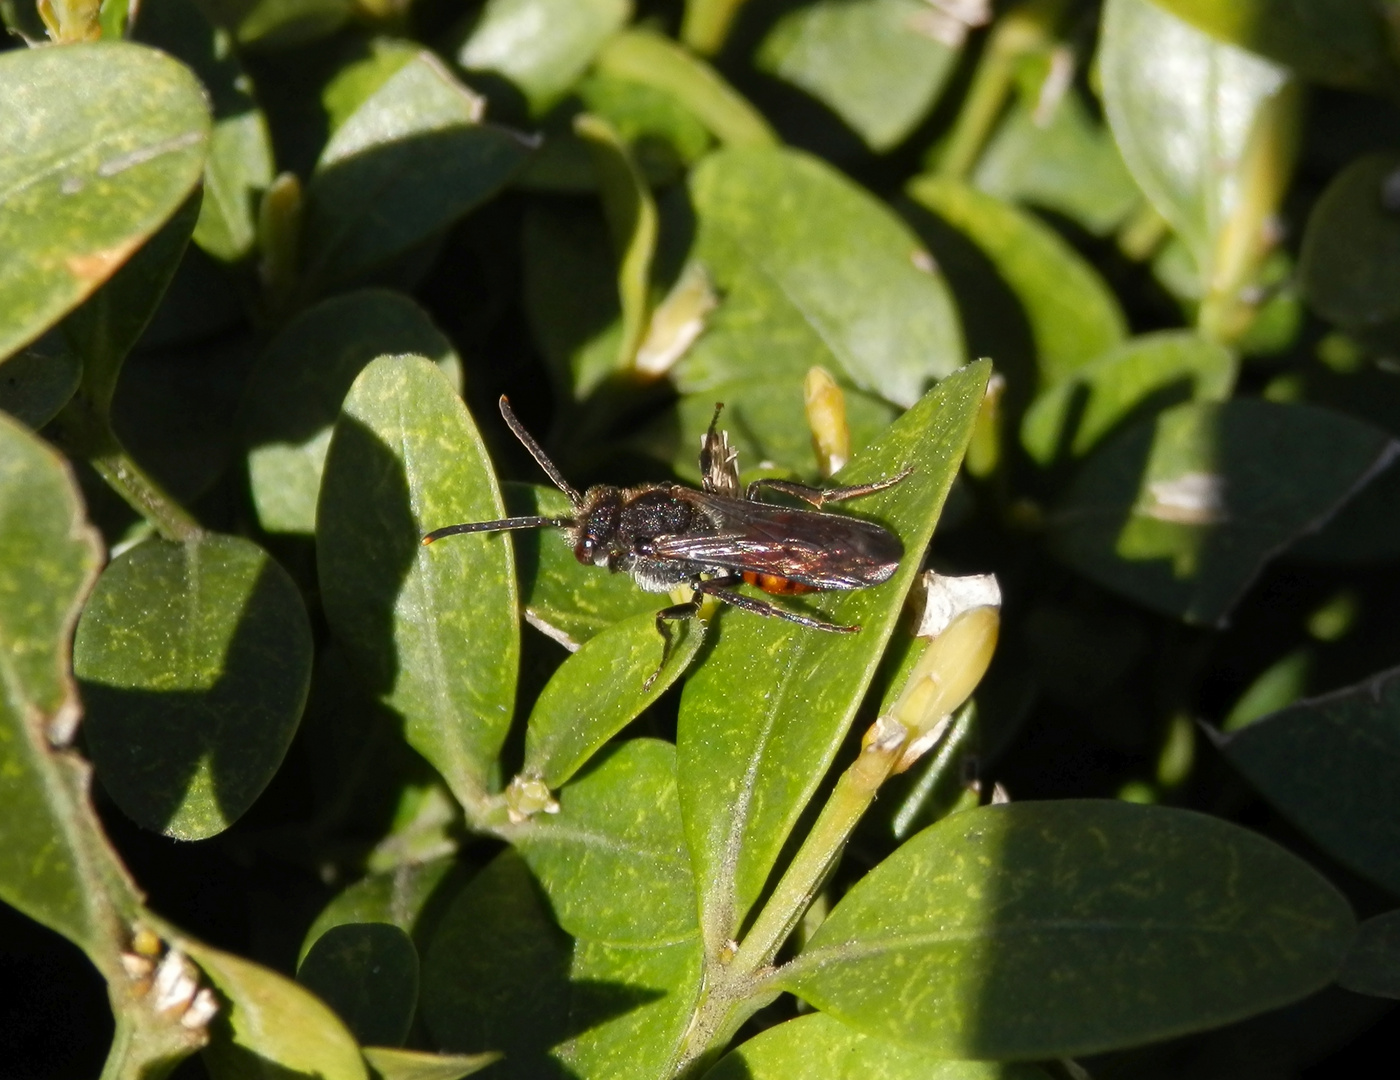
xmin=422 ymin=516 xmax=573 ymax=545
xmin=498 ymin=395 xmax=582 ymax=508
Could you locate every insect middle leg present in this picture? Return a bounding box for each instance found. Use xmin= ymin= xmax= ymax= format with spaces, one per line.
xmin=745 ymin=467 xmax=912 ymax=508
xmin=696 ymin=574 xmax=859 ymax=633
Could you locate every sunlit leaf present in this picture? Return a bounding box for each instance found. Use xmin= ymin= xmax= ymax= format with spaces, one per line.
xmin=678 ymin=363 xmax=988 ymax=953
xmin=676 ymin=148 xmax=964 ymax=408
xmin=76 ymin=534 xmax=313 ymax=840
xmin=243 ymin=290 xmax=462 ymax=535
xmin=0 ymin=42 xmax=210 ymax=362
xmin=319 ymin=357 xmax=517 ymax=806
xmin=781 ymin=801 xmax=1355 ymax=1058
xmin=514 ymin=739 xmax=698 ymax=944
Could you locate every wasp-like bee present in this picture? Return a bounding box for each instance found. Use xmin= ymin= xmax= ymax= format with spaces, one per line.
xmin=423 ymin=397 xmax=908 ymax=635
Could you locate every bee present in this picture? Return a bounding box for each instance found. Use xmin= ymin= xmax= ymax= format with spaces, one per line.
xmin=423 ymin=397 xmax=909 ymax=638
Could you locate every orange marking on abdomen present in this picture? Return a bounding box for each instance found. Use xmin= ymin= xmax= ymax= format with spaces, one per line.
xmin=743 ymin=572 xmax=818 ymax=595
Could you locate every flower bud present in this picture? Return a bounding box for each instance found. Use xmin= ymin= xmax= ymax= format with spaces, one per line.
xmin=804 ymin=366 xmax=850 ymax=477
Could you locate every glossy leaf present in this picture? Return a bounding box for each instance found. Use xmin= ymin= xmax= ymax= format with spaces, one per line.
xmin=298 ymin=922 xmax=420 ymax=1048
xmin=76 ymin=534 xmax=313 ymax=840
xmin=0 ymin=414 xmax=106 ymax=947
xmin=676 ymin=148 xmax=964 ymax=408
xmin=594 ymin=29 xmax=777 ymax=148
xmin=509 ymin=484 xmax=660 ymax=646
xmin=678 ymin=362 xmax=989 ymax=953
xmin=906 ymin=174 xmax=1127 ymax=388
xmin=242 ymin=290 xmax=462 ymax=535
xmin=362 ymin=1047 xmax=501 ymax=1080
xmin=1151 ymin=0 xmax=1400 ymax=93
xmin=780 ymin=801 xmax=1355 ymax=1059
xmin=0 ymin=41 xmax=210 ymax=362
xmin=523 ymin=612 xmax=703 ymax=789
xmin=756 ymin=0 xmax=959 ymax=152
xmin=318 ymin=357 xmax=517 ymax=804
xmin=190 ymin=939 xmax=368 ymax=1080
xmin=1099 ymin=0 xmax=1295 ymax=292
xmin=1021 ymin=331 xmax=1237 ymax=464
xmin=704 ymin=1013 xmax=1052 ymax=1080
xmin=457 ymin=0 xmax=631 ymax=115
xmin=1299 ymin=152 xmax=1400 ymax=331
xmin=0 ymin=336 xmax=81 ymax=430
xmin=301 ymin=50 xmax=531 ymax=293
xmin=1212 ymin=665 xmax=1400 ymax=894
xmin=1338 ymin=910 xmax=1400 ymax=1000
xmin=973 ymin=64 xmax=1140 ymax=237
xmin=136 ymin=0 xmax=275 ymax=263
xmin=514 ymin=739 xmax=698 ymax=944
xmin=1051 ymin=399 xmax=1396 ymax=625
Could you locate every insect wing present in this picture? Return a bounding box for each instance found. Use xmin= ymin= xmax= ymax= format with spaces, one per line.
xmin=648 ymin=495 xmax=902 ymax=589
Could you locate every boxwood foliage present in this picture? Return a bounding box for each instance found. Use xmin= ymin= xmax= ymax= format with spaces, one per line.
xmin=2 ymin=1 xmax=1398 ymax=1078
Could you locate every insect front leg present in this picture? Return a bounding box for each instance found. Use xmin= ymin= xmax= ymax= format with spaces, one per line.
xmin=697 ymin=574 xmax=860 ymax=633
xmin=745 ymin=467 xmax=912 ymax=507
xmin=647 ymin=591 xmax=705 ymax=690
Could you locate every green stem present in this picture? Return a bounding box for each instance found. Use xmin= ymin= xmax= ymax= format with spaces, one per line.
xmin=681 ymin=0 xmax=750 ymax=56
xmin=50 ymin=396 xmax=202 ymax=543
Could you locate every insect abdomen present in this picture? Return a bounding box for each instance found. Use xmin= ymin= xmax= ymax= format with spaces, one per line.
xmin=743 ymin=572 xmax=819 ymax=595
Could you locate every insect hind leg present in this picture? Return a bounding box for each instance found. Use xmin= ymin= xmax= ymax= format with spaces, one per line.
xmin=697 ymin=575 xmax=859 ymax=633
xmin=745 ymin=467 xmax=912 ymax=507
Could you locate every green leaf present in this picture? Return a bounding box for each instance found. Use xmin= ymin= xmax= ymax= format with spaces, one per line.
xmin=1222 ymin=648 xmax=1310 ymax=733
xmin=514 ymin=739 xmax=698 ymax=944
xmin=552 ymin=935 xmax=703 ymax=1080
xmin=676 ymin=148 xmax=964 ymax=408
xmin=1149 ymin=0 xmax=1400 ymax=93
xmin=636 ymin=380 xmax=899 ymax=485
xmin=1338 ymin=910 xmax=1400 ymax=999
xmin=755 ymin=0 xmax=959 ymax=152
xmin=678 ymin=362 xmax=989 ymax=952
xmin=1212 ymin=665 xmax=1400 ymax=894
xmin=318 ymin=357 xmax=518 ymax=805
xmin=135 ymin=0 xmax=275 ymax=263
xmin=1050 ymin=399 xmax=1397 ymax=625
xmin=522 ymin=615 xmax=703 ymax=789
xmin=703 ymin=1013 xmax=1053 ymax=1080
xmin=301 ymin=50 xmax=532 ymax=294
xmin=0 ymin=414 xmax=107 ymax=947
xmin=576 ymin=71 xmax=715 ymax=183
xmin=594 ymin=29 xmax=778 ymax=148
xmin=1299 ymin=152 xmax=1400 ymax=331
xmin=199 ymin=0 xmax=353 ymax=49
xmin=362 ymin=1046 xmax=501 ymax=1080
xmin=574 ymin=113 xmax=658 ymax=370
xmin=75 ymin=534 xmax=313 ymax=840
xmin=509 ymin=484 xmax=660 ymax=645
xmin=1020 ymin=331 xmax=1237 ymax=464
xmin=780 ymin=801 xmax=1356 ymax=1059
xmin=298 ymin=922 xmax=420 ymax=1048
xmin=0 ymin=41 xmax=210 ymax=363
xmin=972 ymin=64 xmax=1140 ymax=237
xmin=0 ymin=335 xmax=81 ymax=430
xmin=300 ymin=856 xmax=462 ymax=967
xmin=906 ymin=174 xmax=1127 ymax=388
xmin=456 ymin=0 xmax=631 ymax=115
xmin=1099 ymin=0 xmax=1295 ymax=292
xmin=422 ymin=846 xmax=704 ymax=1080
xmin=190 ymin=939 xmax=369 ymax=1080
xmin=242 ymin=290 xmax=462 ymax=535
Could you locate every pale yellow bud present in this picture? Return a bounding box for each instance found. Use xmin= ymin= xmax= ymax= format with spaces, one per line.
xmin=804 ymin=366 xmax=850 ymax=477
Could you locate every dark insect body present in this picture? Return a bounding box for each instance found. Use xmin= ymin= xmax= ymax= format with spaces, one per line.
xmin=422 ymin=396 xmax=909 ymax=640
